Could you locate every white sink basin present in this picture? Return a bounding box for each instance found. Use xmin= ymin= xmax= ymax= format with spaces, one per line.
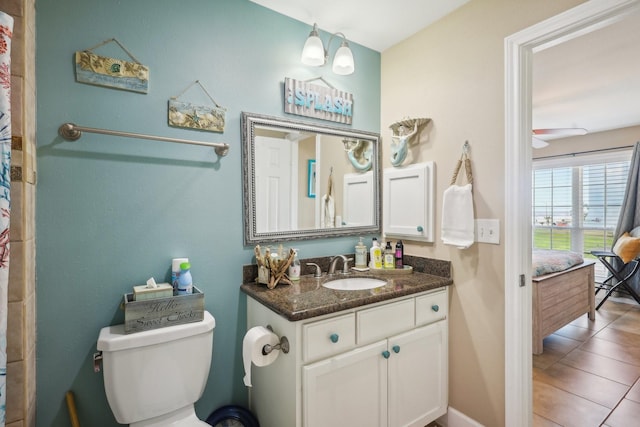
xmin=322 ymin=277 xmax=387 ymax=291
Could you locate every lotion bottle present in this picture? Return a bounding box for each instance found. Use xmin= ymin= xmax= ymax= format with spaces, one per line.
xmin=370 ymin=238 xmax=383 ymax=269
xmin=355 ymin=237 xmax=367 ymax=268
xmin=384 ymin=241 xmax=395 ymax=269
xmin=395 ymin=240 xmax=404 ymax=269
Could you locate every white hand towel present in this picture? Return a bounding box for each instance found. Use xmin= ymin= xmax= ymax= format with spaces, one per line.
xmin=321 ymin=194 xmax=335 ymax=228
xmin=441 ymin=183 xmax=474 ymax=249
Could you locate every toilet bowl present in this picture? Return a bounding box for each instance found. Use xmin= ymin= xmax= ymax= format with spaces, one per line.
xmin=97 ymin=311 xmax=215 ymax=426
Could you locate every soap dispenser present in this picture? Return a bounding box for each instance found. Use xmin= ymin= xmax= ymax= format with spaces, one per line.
xmin=395 ymin=240 xmax=404 ymax=269
xmin=288 ymin=249 xmax=301 ymax=281
xmin=370 ymin=238 xmax=383 ymax=269
xmin=355 ymin=237 xmax=367 ymax=268
xmin=383 ymin=241 xmax=395 ymax=269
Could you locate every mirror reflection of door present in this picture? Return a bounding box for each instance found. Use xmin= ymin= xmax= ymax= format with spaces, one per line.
xmin=254 ymin=135 xmax=297 ymax=232
xmin=343 ymin=171 xmax=374 ymax=226
xmin=242 ymin=112 xmax=382 ymax=244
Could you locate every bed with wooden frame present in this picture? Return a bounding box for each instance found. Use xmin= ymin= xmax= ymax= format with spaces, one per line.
xmin=531 ymin=251 xmax=595 ymax=355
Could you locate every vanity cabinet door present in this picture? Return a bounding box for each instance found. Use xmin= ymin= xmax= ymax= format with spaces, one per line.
xmin=383 ymin=162 xmax=434 ymax=242
xmin=303 ymin=340 xmax=388 ymax=427
xmin=387 ymin=321 xmax=448 ymax=427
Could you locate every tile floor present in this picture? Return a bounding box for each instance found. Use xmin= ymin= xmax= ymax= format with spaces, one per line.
xmin=533 ymin=296 xmax=640 ymax=426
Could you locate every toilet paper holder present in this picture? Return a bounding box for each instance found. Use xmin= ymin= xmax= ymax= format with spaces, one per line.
xmin=262 ymin=325 xmax=290 ymax=355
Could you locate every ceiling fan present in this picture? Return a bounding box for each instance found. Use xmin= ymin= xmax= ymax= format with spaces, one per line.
xmin=531 ymin=127 xmax=588 ymax=149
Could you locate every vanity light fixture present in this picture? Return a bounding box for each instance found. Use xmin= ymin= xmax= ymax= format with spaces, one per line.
xmin=301 ymin=23 xmax=355 ymax=75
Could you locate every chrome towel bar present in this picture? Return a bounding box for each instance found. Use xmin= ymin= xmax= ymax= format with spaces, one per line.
xmin=58 ymin=122 xmax=230 ymax=157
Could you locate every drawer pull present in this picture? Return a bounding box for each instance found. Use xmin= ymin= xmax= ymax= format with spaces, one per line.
xmin=392 ymin=345 xmax=400 ymax=354
xmin=329 ymin=333 xmax=339 ymax=343
xmin=431 ymin=304 xmax=440 ymax=312
xmin=382 ymin=350 xmax=390 ymax=359
xmin=417 ymin=225 xmax=424 ymax=232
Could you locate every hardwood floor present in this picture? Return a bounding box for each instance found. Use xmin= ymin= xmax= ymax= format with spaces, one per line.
xmin=534 ymin=296 xmax=640 ymax=426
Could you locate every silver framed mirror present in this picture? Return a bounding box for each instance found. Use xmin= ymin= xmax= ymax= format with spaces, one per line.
xmin=241 ymin=112 xmax=382 ymax=245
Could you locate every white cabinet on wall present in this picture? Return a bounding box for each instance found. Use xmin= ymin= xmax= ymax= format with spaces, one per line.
xmin=383 ymin=162 xmax=435 ymax=242
xmin=247 ymin=287 xmax=448 ymax=427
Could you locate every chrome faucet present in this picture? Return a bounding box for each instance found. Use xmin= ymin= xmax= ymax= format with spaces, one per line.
xmin=306 ymin=263 xmax=322 ymax=278
xmin=328 ymin=255 xmax=353 ymax=275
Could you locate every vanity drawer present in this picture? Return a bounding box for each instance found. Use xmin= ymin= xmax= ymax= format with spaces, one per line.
xmin=357 ymin=298 xmax=415 ymax=345
xmin=303 ymin=313 xmax=356 ymax=362
xmin=416 ymin=289 xmax=447 ymax=326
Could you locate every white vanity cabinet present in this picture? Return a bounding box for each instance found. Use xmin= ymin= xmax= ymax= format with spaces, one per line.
xmin=247 ymin=287 xmax=448 ymax=427
xmin=383 ymin=162 xmax=435 ymax=242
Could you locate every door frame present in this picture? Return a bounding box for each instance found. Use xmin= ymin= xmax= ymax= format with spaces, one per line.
xmin=504 ymin=0 xmax=640 ymax=425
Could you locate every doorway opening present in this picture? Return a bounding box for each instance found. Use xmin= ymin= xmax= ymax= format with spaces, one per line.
xmin=504 ymin=1 xmax=640 ymax=425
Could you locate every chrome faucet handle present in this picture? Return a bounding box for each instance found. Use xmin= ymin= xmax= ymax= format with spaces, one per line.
xmin=306 ymin=263 xmax=322 ymax=278
xmin=328 ymin=255 xmax=347 ymax=275
xmin=342 ymin=258 xmax=354 ymax=274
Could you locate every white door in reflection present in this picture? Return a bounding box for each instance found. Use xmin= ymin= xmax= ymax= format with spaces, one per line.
xmin=255 ymin=136 xmax=296 ymax=232
xmin=343 ymin=171 xmax=374 ymax=227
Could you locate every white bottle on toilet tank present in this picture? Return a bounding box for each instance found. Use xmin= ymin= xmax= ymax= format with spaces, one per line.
xmin=172 ymin=257 xmax=189 ymax=292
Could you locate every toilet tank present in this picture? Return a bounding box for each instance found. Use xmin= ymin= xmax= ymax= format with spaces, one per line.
xmin=97 ymin=311 xmax=215 ymax=424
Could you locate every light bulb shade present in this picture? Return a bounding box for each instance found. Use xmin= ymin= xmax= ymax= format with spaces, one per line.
xmin=332 ymin=42 xmax=354 ymax=75
xmin=301 ymin=27 xmax=325 ymax=66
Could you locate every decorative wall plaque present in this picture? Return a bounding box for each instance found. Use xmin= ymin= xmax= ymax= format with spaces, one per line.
xmin=168 ymin=80 xmax=226 ymax=133
xmin=284 ymin=77 xmax=353 ymax=124
xmin=75 ymin=38 xmax=149 ymax=93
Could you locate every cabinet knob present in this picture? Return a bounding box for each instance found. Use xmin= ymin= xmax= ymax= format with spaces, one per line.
xmin=329 ymin=333 xmax=339 ymax=343
xmin=432 ymin=304 xmax=440 ymax=312
xmin=382 ymin=350 xmax=391 ymax=359
xmin=392 ymin=345 xmax=401 ymax=354
xmin=417 ymin=225 xmax=424 ymax=232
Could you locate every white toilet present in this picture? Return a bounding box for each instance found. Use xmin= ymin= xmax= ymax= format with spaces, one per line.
xmin=97 ymin=311 xmax=215 ymax=426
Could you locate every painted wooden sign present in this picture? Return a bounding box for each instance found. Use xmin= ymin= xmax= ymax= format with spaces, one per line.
xmin=168 ymin=80 xmax=226 ymax=132
xmin=284 ymin=77 xmax=353 ymax=124
xmin=75 ymin=38 xmax=149 ymax=93
xmin=168 ymin=100 xmax=226 ymax=132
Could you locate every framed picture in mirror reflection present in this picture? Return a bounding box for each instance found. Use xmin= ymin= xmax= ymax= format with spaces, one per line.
xmin=308 ymin=159 xmax=316 ymax=198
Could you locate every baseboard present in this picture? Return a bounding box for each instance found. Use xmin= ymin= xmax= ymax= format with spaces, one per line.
xmin=436 ymin=406 xmax=485 ymax=427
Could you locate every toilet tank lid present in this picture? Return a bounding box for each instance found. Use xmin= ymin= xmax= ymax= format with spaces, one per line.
xmin=97 ymin=310 xmax=215 ymax=352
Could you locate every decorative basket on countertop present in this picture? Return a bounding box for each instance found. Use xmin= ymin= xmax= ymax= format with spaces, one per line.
xmin=254 ymin=245 xmax=295 ymax=289
xmin=122 ymin=286 xmax=204 ymax=334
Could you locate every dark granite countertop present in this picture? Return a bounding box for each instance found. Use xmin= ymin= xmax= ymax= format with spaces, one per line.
xmin=241 ymin=255 xmax=452 ymax=322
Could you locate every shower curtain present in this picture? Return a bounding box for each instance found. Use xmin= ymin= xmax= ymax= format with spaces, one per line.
xmin=0 ymin=10 xmax=13 ymax=425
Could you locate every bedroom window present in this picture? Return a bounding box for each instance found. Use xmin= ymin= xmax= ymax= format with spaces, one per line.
xmin=533 ymin=150 xmax=632 ymax=279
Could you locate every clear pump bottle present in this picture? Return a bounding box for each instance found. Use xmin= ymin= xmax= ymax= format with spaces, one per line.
xmin=288 ymin=249 xmax=301 ymax=281
xmin=355 ymin=237 xmax=367 ymax=268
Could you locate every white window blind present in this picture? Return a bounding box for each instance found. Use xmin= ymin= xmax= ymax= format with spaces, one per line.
xmin=533 ymin=149 xmax=632 ymax=281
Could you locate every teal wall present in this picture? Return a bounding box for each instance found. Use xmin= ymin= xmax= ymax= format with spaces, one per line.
xmin=35 ymin=1 xmax=380 ymax=425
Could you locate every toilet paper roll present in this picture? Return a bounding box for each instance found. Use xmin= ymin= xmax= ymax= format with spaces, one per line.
xmin=243 ymin=326 xmax=280 ymax=387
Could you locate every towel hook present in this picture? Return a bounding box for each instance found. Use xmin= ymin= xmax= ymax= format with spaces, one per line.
xmin=462 ymin=140 xmax=470 ymax=155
